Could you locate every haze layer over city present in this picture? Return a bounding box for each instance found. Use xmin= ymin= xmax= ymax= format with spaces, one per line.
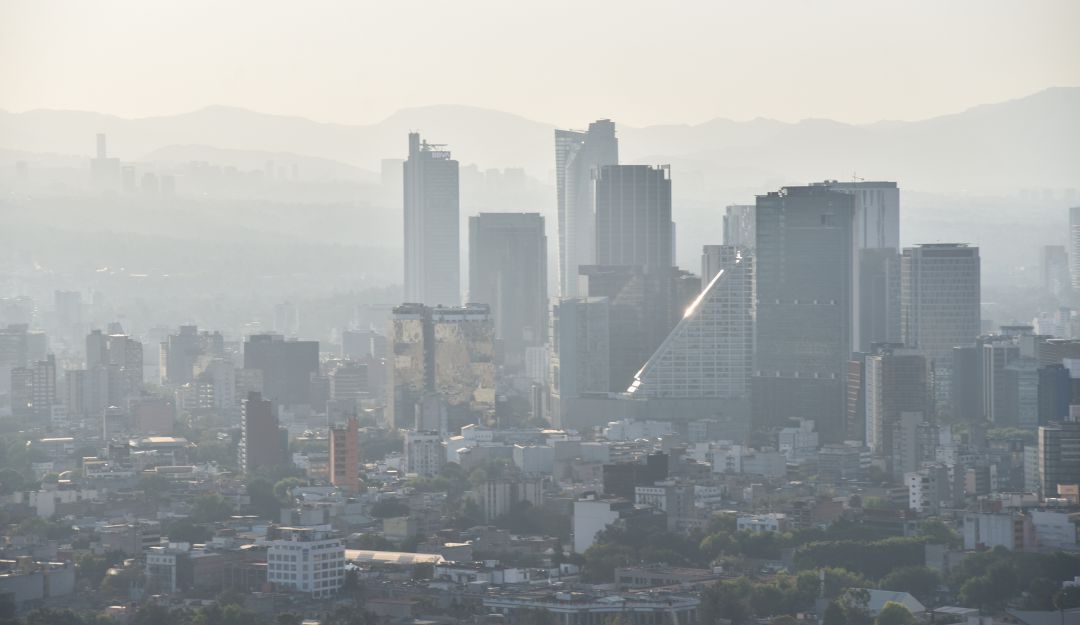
xmin=1 ymin=2 xmax=1079 ymax=625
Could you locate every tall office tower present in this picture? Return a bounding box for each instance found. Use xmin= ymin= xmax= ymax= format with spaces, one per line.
xmin=816 ymin=181 xmax=901 ymax=353
xmin=403 ymin=132 xmax=460 ymax=306
xmin=468 ymin=213 xmax=548 ymax=368
xmin=30 ymin=355 xmax=57 ymax=419
xmin=1070 ymin=207 xmax=1080 ymax=291
xmin=722 ymin=205 xmax=756 ymax=248
xmin=628 ymin=249 xmax=753 ymax=437
xmin=243 ymin=334 xmax=319 ymax=407
xmin=90 ymin=133 xmax=121 ymax=188
xmin=856 ymin=248 xmax=902 ymax=350
xmin=951 ymin=345 xmax=982 ymax=421
xmin=54 ymin=290 xmax=82 ymax=345
xmin=863 ymin=346 xmax=929 ymax=473
xmin=10 ymin=367 xmax=32 ymax=417
xmin=386 ymin=304 xmax=494 ymax=431
xmin=752 ymin=185 xmax=855 ymax=441
xmin=239 ymin=391 xmax=287 ymax=474
xmin=329 ymin=361 xmax=367 ymax=403
xmin=1 ymin=324 xmax=36 ymax=398
xmin=554 ymin=120 xmax=618 ymax=297
xmin=1038 ymin=418 xmax=1080 ymax=499
xmin=87 ymin=329 xmax=144 ymax=403
xmin=820 ymin=181 xmax=900 ymax=249
xmin=982 ymin=338 xmax=1022 ymax=426
xmin=63 ymin=366 xmax=109 ymax=418
xmin=273 ymin=302 xmax=300 ymax=337
xmin=329 ymin=416 xmax=360 ymax=492
xmin=548 ymin=297 xmax=610 ymax=428
xmin=1043 ymin=245 xmax=1070 ymax=298
xmin=901 ymin=244 xmax=981 ymax=414
xmin=160 ymin=325 xmax=200 ymax=386
xmin=594 ymin=165 xmax=673 ymax=270
xmin=1037 ymin=364 xmax=1071 ymax=425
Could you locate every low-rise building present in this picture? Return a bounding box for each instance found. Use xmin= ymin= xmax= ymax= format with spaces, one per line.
xmin=265 ymin=525 xmax=345 ymax=599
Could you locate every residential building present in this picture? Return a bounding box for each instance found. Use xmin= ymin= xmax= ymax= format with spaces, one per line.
xmin=329 ymin=417 xmax=360 ymax=493
xmin=404 ymin=430 xmax=444 ymax=477
xmin=239 ymin=392 xmax=287 ymax=474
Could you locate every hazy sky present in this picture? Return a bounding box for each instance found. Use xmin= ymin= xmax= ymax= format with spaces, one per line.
xmin=2 ymin=0 xmax=1078 ymax=127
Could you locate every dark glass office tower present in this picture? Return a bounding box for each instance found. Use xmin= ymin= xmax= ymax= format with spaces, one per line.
xmin=751 ymin=185 xmax=855 ymax=442
xmin=594 ymin=165 xmax=673 ymax=270
xmin=468 ymin=212 xmax=548 ymax=368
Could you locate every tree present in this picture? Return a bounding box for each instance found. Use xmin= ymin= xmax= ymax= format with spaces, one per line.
xmin=823 ymin=602 xmax=848 ymax=625
xmin=875 ymin=601 xmax=915 ymax=625
xmin=879 ymin=566 xmax=941 ymax=605
xmin=838 ymin=588 xmax=872 ymax=625
xmin=76 ymin=550 xmax=125 ymax=589
xmin=274 ymin=477 xmax=306 ymax=504
xmin=191 ymin=493 xmax=235 ymax=523
xmin=917 ymin=520 xmax=960 ymax=548
xmin=163 ymin=517 xmax=212 ymax=543
xmin=1055 ymin=586 xmax=1080 ymax=625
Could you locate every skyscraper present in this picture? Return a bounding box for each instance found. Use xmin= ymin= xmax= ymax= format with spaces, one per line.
xmin=548 ymin=297 xmax=610 ymax=428
xmin=856 ymin=248 xmax=902 ymax=350
xmin=86 ymin=329 xmax=144 ymax=404
xmin=901 ymin=244 xmax=981 ymax=412
xmin=404 ymin=132 xmax=460 ymax=306
xmin=239 ymin=391 xmax=287 ymax=475
xmin=752 ymin=185 xmax=855 ymax=441
xmin=1038 ymin=418 xmax=1080 ymax=498
xmin=628 ymin=247 xmax=753 ymax=438
xmin=554 ymin=120 xmax=618 ymax=298
xmin=580 ymin=163 xmax=682 ymax=394
xmin=1070 ymin=207 xmax=1080 ymax=291
xmin=863 ymin=346 xmax=929 ymax=469
xmin=593 ymin=165 xmax=673 ymax=270
xmin=1042 ymin=245 xmax=1069 ymax=298
xmin=816 ymin=181 xmax=901 ymax=353
xmin=468 ymin=213 xmax=548 ymax=368
xmin=30 ymin=355 xmax=57 ymax=420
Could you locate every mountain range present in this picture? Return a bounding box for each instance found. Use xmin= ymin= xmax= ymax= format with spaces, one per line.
xmin=1 ymin=87 xmax=1077 ymax=193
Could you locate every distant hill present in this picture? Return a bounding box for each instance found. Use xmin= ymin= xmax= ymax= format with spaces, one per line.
xmin=1 ymin=87 xmax=1077 ymax=193
xmin=138 ymin=144 xmax=378 ymax=183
